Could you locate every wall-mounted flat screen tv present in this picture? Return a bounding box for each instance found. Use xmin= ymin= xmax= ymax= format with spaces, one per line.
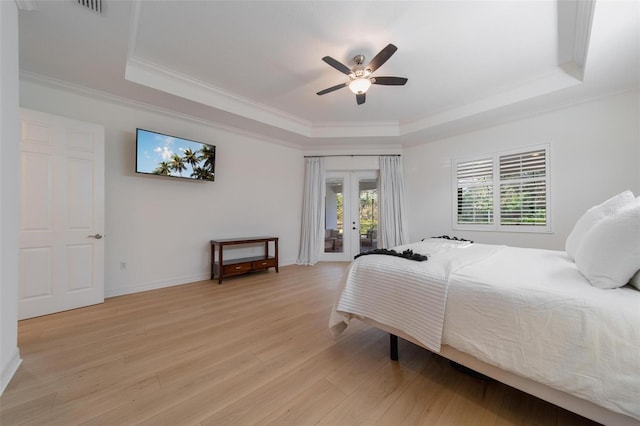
xmin=136 ymin=128 xmax=215 ymax=181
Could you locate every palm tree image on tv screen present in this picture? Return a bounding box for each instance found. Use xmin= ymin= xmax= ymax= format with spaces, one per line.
xmin=136 ymin=129 xmax=215 ymax=181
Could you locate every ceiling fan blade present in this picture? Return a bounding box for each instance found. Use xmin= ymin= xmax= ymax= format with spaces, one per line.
xmin=372 ymin=76 xmax=408 ymax=86
xmin=317 ymin=82 xmax=348 ymax=96
xmin=366 ymin=44 xmax=398 ymax=72
xmin=356 ymin=93 xmax=366 ymax=105
xmin=322 ymin=56 xmax=352 ymax=75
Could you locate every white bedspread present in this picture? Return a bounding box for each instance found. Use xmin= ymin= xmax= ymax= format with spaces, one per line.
xmin=444 ymin=245 xmax=640 ymax=420
xmin=329 ymin=239 xmax=502 ymax=352
xmin=329 ymin=240 xmax=640 ymax=420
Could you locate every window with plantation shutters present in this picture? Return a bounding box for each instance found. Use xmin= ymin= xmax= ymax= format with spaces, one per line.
xmin=453 ymin=144 xmax=550 ymax=233
xmin=499 ymin=149 xmax=547 ymax=226
xmin=456 ymin=158 xmax=493 ymax=225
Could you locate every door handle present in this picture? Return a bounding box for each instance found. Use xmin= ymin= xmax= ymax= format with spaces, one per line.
xmin=88 ymin=234 xmax=103 ymax=239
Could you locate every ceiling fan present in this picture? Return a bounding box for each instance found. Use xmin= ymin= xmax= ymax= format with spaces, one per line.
xmin=316 ymin=43 xmax=408 ymax=105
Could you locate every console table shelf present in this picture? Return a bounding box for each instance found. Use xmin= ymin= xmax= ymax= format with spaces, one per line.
xmin=210 ymin=237 xmax=278 ymax=284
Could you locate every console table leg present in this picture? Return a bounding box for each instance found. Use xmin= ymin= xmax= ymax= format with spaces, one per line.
xmin=217 ymin=243 xmax=223 ymax=284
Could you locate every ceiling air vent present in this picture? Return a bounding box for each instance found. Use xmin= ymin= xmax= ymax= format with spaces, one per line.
xmin=77 ymin=0 xmax=102 ymax=14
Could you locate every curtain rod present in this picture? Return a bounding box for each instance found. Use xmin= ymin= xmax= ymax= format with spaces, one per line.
xmin=303 ymin=154 xmax=401 ymax=158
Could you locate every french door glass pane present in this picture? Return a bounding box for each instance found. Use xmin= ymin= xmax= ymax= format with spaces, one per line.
xmin=359 ymin=179 xmax=378 ymax=253
xmin=324 ymin=178 xmax=344 ymax=253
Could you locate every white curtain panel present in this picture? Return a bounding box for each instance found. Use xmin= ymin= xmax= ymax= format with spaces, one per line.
xmin=378 ymin=156 xmax=409 ymax=248
xmin=297 ymin=157 xmax=325 ymax=265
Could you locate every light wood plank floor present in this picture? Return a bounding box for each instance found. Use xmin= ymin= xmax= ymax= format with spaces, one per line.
xmin=1 ymin=263 xmax=601 ymax=426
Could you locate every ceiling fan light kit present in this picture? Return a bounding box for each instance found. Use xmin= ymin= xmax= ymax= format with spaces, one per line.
xmin=317 ymin=43 xmax=408 ymax=105
xmin=348 ymin=78 xmax=372 ymax=94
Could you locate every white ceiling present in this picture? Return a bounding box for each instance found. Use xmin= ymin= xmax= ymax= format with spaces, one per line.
xmin=18 ymin=0 xmax=640 ymax=150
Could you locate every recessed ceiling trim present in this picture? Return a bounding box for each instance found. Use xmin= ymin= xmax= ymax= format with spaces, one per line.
xmin=400 ymin=67 xmax=582 ymax=135
xmin=125 ymin=56 xmax=313 ymax=137
xmin=557 ymin=0 xmax=596 ymax=80
xmin=20 ymin=70 xmax=303 ymax=150
xmin=572 ymin=0 xmax=596 ymax=70
xmin=125 ymin=57 xmax=404 ymax=139
xmin=303 ymin=144 xmax=404 ymax=156
xmin=403 ymin=0 xmax=595 ymax=135
xmin=126 ymin=0 xmax=314 ymax=137
xmin=124 ymin=0 xmax=598 ymax=141
xmin=311 ymin=120 xmax=400 ymax=138
xmin=125 ymin=55 xmax=407 ymax=139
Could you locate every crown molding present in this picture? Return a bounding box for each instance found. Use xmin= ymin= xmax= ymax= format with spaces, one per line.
xmin=21 ymin=71 xmax=636 ymax=153
xmin=403 ymin=0 xmax=596 ymax=134
xmin=19 ymin=71 xmax=303 ymax=150
xmin=401 ymin=67 xmax=582 ymax=136
xmin=27 ymin=0 xmax=601 ymax=146
xmin=124 ymin=0 xmax=597 ymax=141
xmin=311 ymin=120 xmax=400 ymax=138
xmin=125 ymin=56 xmax=314 ymax=137
xmin=125 ymin=56 xmax=411 ymax=139
xmin=127 ymin=0 xmax=317 ymax=137
xmin=302 ymin=144 xmax=403 ymax=156
xmin=124 ymin=55 xmax=408 ymax=139
xmin=124 ymin=0 xmax=399 ymax=139
xmin=127 ymin=6 xmax=594 ymax=140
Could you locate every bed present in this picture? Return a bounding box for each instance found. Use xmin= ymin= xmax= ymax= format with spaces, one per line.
xmin=329 ymin=238 xmax=640 ymax=425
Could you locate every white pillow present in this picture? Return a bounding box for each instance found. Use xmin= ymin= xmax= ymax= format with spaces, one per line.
xmin=575 ymin=197 xmax=640 ymax=289
xmin=565 ymin=190 xmax=635 ymax=260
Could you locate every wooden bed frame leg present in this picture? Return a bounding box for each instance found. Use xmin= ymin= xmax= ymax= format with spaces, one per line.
xmin=390 ymin=334 xmax=398 ymax=361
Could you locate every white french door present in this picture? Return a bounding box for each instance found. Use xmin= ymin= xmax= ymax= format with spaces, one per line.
xmin=19 ymin=109 xmax=105 ymax=320
xmin=321 ymin=171 xmax=378 ymax=262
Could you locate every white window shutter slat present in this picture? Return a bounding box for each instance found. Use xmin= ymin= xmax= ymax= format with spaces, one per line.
xmin=454 ymin=145 xmax=549 ymax=232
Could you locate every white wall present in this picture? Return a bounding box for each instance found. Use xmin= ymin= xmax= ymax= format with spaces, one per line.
xmin=13 ymin=66 xmax=639 ymax=303
xmin=20 ymin=79 xmax=304 ymax=297
xmin=404 ymin=90 xmax=640 ymax=250
xmin=0 ymin=0 xmax=22 ymax=395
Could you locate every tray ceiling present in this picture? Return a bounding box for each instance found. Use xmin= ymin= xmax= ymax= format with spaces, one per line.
xmin=18 ymin=1 xmax=640 ymax=149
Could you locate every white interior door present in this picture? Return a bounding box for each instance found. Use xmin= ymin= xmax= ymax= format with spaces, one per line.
xmin=19 ymin=109 xmax=105 ymax=320
xmin=321 ymin=171 xmax=378 ymax=261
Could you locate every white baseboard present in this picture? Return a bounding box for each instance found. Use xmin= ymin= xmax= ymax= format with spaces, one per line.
xmin=105 ymin=273 xmax=211 ymax=298
xmin=0 ymin=348 xmax=22 ymax=396
xmin=105 ymin=260 xmax=297 ymax=299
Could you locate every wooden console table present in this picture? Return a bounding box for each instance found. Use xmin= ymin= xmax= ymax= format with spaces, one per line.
xmin=210 ymin=236 xmax=279 ymax=284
